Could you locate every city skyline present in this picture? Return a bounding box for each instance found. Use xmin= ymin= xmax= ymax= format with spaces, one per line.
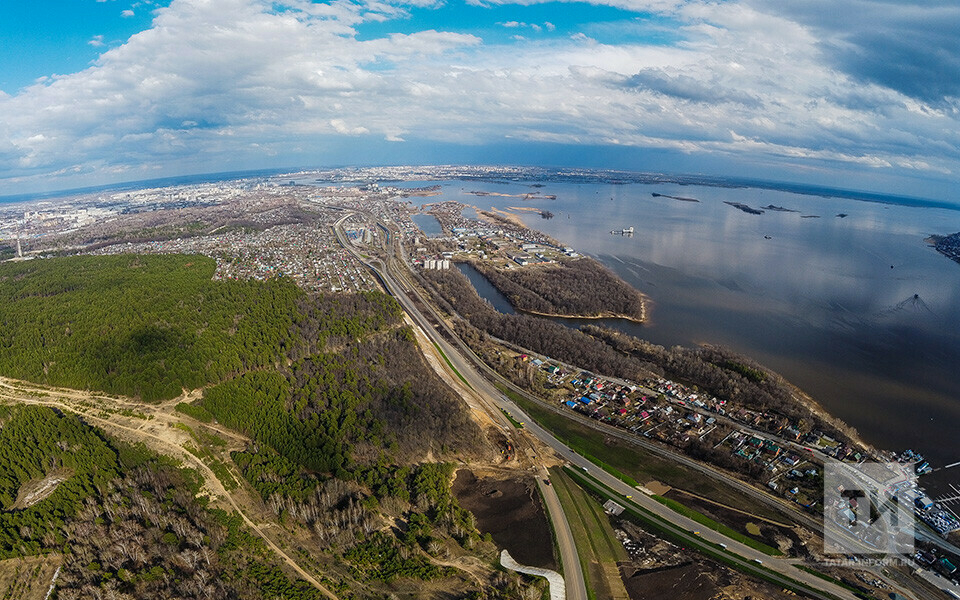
xmin=1 ymin=0 xmax=958 ymax=202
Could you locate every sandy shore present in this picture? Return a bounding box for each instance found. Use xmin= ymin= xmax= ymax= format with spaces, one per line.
xmin=516 ymin=306 xmax=645 ymax=324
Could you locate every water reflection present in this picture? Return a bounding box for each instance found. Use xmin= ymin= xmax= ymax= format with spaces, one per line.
xmin=432 ymin=180 xmax=960 ymax=492
xmin=410 ymin=213 xmax=444 ymax=237
xmin=456 ymin=262 xmax=515 ymax=314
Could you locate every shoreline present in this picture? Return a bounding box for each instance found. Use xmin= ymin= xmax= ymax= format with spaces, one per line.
xmin=515 ymin=305 xmax=646 ymax=325
xmin=466 ymin=209 xmax=881 ymax=461
xmin=444 ymin=199 xmax=918 ymax=469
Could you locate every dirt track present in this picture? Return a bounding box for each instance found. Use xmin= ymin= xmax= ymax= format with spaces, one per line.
xmin=0 ymin=377 xmax=339 ymax=600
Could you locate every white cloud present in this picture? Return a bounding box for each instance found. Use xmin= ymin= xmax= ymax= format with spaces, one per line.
xmin=88 ymin=35 xmax=106 ymax=47
xmin=498 ymin=20 xmax=551 ymax=33
xmin=121 ymin=9 xmax=135 ymax=17
xmin=0 ymin=0 xmax=957 ymax=195
xmin=330 ymin=119 xmax=370 ymax=135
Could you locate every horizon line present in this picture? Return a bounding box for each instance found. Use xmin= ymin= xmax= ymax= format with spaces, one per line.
xmin=1 ymin=164 xmax=956 ymax=213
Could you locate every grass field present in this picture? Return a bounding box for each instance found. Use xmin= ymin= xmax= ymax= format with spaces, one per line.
xmin=0 ymin=555 xmax=60 ymax=600
xmin=651 ymin=495 xmax=781 ymax=556
xmin=505 ymin=387 xmax=794 ymax=526
xmin=562 ymin=468 xmax=844 ymax=600
xmin=433 ymin=342 xmax=471 ymax=387
xmin=550 ymin=467 xmax=629 ymax=600
xmin=500 ymin=409 xmax=524 ymax=428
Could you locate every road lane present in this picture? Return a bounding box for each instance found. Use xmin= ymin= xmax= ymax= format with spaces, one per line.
xmin=537 ymin=468 xmax=586 ymax=600
xmin=334 ymin=214 xmax=588 ymax=600
xmin=335 ymin=210 xmax=867 ymax=600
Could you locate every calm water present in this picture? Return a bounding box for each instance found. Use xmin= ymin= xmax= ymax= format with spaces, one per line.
xmin=457 ymin=262 xmax=515 ymax=314
xmin=410 ymin=213 xmax=444 ymax=237
xmin=427 ymin=180 xmax=960 ymax=494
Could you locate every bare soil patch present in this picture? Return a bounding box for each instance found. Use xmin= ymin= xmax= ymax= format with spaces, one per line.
xmin=0 ymin=554 xmax=61 ymax=600
xmin=452 ymin=469 xmax=556 ymax=570
xmin=10 ymin=468 xmax=74 ymax=510
xmin=645 ymin=480 xmax=671 ymax=495
xmin=620 ymin=562 xmax=718 ymax=600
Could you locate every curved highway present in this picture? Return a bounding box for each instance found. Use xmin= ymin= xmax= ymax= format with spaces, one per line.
xmin=333 ymin=210 xmax=865 ymax=600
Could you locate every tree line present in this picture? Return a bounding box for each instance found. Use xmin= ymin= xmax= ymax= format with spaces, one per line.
xmin=0 ymin=405 xmax=323 ymax=600
xmin=0 ymin=255 xmax=404 ymax=401
xmin=471 ymin=258 xmax=645 ymax=319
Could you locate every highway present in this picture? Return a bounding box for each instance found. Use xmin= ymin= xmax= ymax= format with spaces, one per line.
xmin=333 ymin=210 xmax=867 ymax=600
xmin=333 ymin=213 xmax=589 ymax=599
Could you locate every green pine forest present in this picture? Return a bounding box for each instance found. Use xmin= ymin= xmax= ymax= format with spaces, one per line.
xmin=0 ymin=254 xmax=540 ymax=599
xmin=0 ymin=404 xmax=328 ymax=599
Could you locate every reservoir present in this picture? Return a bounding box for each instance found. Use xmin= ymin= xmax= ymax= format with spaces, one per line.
xmin=410 ymin=213 xmax=444 ymax=237
xmin=457 ymin=262 xmax=515 ymax=314
xmin=423 ymin=180 xmax=960 ymax=496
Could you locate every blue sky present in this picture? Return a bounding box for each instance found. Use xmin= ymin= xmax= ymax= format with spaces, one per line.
xmin=0 ymin=0 xmax=958 ymax=201
xmin=0 ymin=1 xmax=168 ymax=92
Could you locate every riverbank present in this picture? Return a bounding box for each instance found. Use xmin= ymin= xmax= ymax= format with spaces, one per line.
xmin=409 ymin=182 xmax=960 ymax=492
xmin=516 ymin=306 xmax=645 ymax=325
xmin=468 ymin=258 xmax=646 ymax=324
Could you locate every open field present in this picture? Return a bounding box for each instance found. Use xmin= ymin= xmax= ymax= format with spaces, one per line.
xmin=509 ymin=388 xmax=796 ymax=526
xmin=550 ymin=467 xmax=629 ymax=600
xmin=0 ymin=555 xmax=60 ymax=600
xmin=452 ymin=469 xmax=556 ymax=570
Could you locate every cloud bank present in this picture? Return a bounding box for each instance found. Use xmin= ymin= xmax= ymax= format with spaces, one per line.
xmin=1 ymin=0 xmax=957 ymax=198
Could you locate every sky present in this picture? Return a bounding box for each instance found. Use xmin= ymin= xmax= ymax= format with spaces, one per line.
xmin=0 ymin=0 xmax=958 ymax=201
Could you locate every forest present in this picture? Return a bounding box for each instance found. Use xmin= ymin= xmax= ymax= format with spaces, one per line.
xmin=0 ymin=255 xmax=302 ymax=401
xmin=0 ymin=405 xmax=325 ymax=600
xmin=0 ymin=255 xmax=402 ymax=401
xmin=422 ymin=267 xmax=845 ymax=441
xmin=200 ymin=327 xmax=487 ymax=474
xmin=470 ymin=258 xmax=645 ymax=320
xmin=232 ymin=450 xmax=483 ymax=583
xmin=0 ymin=404 xmax=515 ymax=599
xmin=580 ymin=325 xmax=844 ymax=436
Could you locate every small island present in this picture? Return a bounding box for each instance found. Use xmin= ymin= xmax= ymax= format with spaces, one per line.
xmin=652 ymin=192 xmax=700 ymax=203
xmin=724 ymin=201 xmax=765 ymax=215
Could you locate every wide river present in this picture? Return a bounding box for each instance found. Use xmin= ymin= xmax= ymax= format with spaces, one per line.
xmin=406 ymin=179 xmax=960 ymax=496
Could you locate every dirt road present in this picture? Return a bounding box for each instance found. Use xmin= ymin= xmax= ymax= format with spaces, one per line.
xmin=0 ymin=377 xmax=339 ymax=600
